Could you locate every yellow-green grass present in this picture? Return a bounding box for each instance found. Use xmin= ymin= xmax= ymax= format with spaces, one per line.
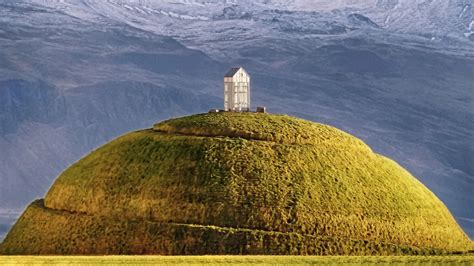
xmin=1 ymin=255 xmax=473 ymax=265
xmin=0 ymin=200 xmax=449 ymax=255
xmin=1 ymin=112 xmax=472 ymax=255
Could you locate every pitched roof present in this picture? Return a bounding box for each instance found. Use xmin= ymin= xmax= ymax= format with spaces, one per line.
xmin=224 ymin=67 xmax=242 ymax=77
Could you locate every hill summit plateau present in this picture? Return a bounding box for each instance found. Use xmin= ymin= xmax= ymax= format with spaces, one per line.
xmin=0 ymin=112 xmax=471 ymax=255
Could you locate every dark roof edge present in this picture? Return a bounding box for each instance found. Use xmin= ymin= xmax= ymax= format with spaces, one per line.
xmin=225 ymin=67 xmax=242 ymax=77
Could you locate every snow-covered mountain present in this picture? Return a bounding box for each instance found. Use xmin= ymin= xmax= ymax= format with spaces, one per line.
xmin=0 ymin=0 xmax=473 ymax=240
xmin=20 ymin=0 xmax=473 ymax=39
xmin=282 ymin=0 xmax=474 ymax=37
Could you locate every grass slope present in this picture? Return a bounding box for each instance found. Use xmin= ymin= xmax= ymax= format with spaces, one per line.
xmin=0 ymin=200 xmax=446 ymax=255
xmin=1 ymin=113 xmax=472 ymax=255
xmin=1 ymin=255 xmax=473 ymax=265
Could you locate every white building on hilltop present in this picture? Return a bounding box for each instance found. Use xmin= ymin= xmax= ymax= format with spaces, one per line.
xmin=224 ymin=67 xmax=250 ymax=112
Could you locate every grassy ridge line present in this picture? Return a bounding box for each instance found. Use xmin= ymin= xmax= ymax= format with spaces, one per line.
xmin=0 ymin=200 xmax=448 ymax=255
xmin=153 ymin=112 xmax=370 ymax=149
xmin=0 ymin=255 xmax=473 ymax=265
xmin=6 ymin=200 xmax=446 ymax=255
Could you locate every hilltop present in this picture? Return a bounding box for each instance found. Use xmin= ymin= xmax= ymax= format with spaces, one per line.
xmin=0 ymin=113 xmax=472 ymax=255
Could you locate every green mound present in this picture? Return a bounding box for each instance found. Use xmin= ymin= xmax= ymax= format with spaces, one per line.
xmin=1 ymin=113 xmax=471 ymax=255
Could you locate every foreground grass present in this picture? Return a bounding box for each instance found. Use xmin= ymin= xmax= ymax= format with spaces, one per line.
xmin=1 ymin=255 xmax=473 ymax=265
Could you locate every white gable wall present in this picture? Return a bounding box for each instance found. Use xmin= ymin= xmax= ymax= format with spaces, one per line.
xmin=224 ymin=68 xmax=250 ymax=112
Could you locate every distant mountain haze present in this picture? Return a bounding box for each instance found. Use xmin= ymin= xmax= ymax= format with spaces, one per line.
xmin=0 ymin=0 xmax=472 ymax=240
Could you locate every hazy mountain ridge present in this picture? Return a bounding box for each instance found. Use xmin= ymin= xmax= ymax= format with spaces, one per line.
xmin=0 ymin=0 xmax=473 ymax=241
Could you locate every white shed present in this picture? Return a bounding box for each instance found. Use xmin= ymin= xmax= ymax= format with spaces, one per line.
xmin=224 ymin=67 xmax=250 ymax=112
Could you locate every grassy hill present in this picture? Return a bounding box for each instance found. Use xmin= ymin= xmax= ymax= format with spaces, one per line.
xmin=1 ymin=112 xmax=472 ymax=255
